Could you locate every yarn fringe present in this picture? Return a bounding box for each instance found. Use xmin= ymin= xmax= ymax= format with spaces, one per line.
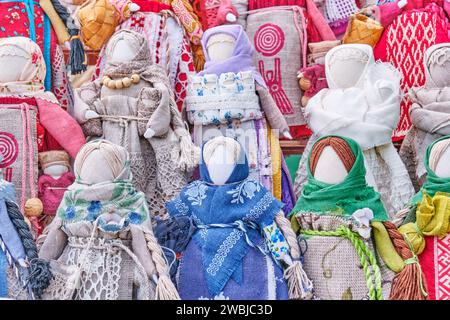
xmin=28 ymin=258 xmax=53 ymax=298
xmin=175 ymin=127 xmax=201 ymax=172
xmin=284 ymin=260 xmax=314 ymax=300
xmin=155 ymin=274 xmax=181 ymax=300
xmin=383 ymin=221 xmax=428 ymax=300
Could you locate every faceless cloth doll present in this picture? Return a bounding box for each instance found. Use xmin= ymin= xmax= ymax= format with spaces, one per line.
xmin=38 ymin=140 xmax=179 ymax=300
xmin=0 ymin=162 xmax=52 ymax=300
xmin=186 ymin=24 xmax=296 ymax=212
xmin=294 ymin=44 xmax=415 ymax=218
xmin=0 ymin=37 xmax=85 ymax=210
xmin=399 ymin=136 xmax=450 ymax=300
xmin=75 ymin=29 xmax=198 ymax=218
xmin=400 ymin=44 xmax=450 ymax=191
xmin=93 ymin=7 xmax=197 ymax=111
xmin=290 ymin=135 xmax=427 ymax=300
xmin=38 ymin=151 xmax=75 ymax=231
xmin=166 ymin=137 xmax=312 ymax=300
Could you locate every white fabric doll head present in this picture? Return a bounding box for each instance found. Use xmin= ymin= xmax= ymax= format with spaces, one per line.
xmin=205 ymin=33 xmax=236 ymax=62
xmin=429 ymin=137 xmax=450 ymax=178
xmin=424 ymin=43 xmax=450 ymax=88
xmin=203 ymin=136 xmax=241 ymax=185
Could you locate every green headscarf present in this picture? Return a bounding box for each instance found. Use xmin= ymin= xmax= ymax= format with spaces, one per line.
xmin=411 ymin=135 xmax=450 ymax=205
xmin=290 ymin=135 xmax=388 ymax=221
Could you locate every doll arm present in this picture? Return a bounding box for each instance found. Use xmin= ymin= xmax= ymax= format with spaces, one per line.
xmin=256 ymin=84 xmax=292 ymax=139
xmin=262 ymin=219 xmax=292 ymax=266
xmin=38 ymin=100 xmax=86 ymax=158
xmin=75 ymin=81 xmax=102 ymax=124
xmin=143 ymin=83 xmax=171 ymax=139
xmin=273 ymin=211 xmax=314 ymax=299
xmin=39 ymin=0 xmax=70 ymax=45
xmin=38 ymin=217 xmax=68 ymax=261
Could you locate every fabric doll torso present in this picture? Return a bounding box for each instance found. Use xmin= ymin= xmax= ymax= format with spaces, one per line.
xmin=38 ymin=171 xmax=75 ymax=216
xmin=42 ymin=221 xmax=156 ymax=300
xmin=294 ymin=212 xmax=395 ymax=300
xmin=94 ymin=81 xmax=162 ymax=212
xmin=177 ymin=236 xmax=288 ymax=300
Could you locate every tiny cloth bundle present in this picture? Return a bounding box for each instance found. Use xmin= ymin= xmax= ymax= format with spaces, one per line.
xmin=294 ymin=44 xmax=415 ymax=218
xmin=399 ymin=135 xmax=450 ymax=300
xmin=400 ymin=43 xmax=450 ymax=191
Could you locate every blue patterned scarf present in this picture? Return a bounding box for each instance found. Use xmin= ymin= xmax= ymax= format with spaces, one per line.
xmin=166 ymin=142 xmax=283 ymax=296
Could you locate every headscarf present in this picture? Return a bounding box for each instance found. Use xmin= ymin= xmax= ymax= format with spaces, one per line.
xmin=306 ymin=44 xmax=402 ymax=150
xmin=166 ymin=137 xmax=283 ymax=296
xmin=411 ymin=135 xmax=450 ymax=204
xmin=399 ymin=136 xmax=450 ymax=255
xmin=0 ymin=37 xmax=46 ymax=94
xmin=103 ymin=29 xmax=171 ymax=89
xmin=57 ymin=140 xmax=150 ymax=232
xmin=405 ymin=44 xmax=450 ymax=181
xmin=290 ymin=135 xmax=388 ymax=221
xmin=199 ymin=24 xmax=266 ymax=88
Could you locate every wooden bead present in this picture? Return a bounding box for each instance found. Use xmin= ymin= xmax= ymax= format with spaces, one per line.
xmin=115 ymin=79 xmax=124 ymax=89
xmin=131 ymin=74 xmax=140 ymax=84
xmin=299 ymin=77 xmax=311 ymax=91
xmin=102 ymin=76 xmax=110 ymax=86
xmin=24 ymin=198 xmax=43 ymax=217
xmin=107 ymin=79 xmax=116 ymax=89
xmin=122 ymin=77 xmax=132 ymax=88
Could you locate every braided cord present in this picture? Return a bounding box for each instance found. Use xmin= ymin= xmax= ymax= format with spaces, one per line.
xmin=300 ymin=226 xmax=383 ymax=300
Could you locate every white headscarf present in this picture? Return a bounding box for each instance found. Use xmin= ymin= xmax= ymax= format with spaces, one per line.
xmin=306 ymin=44 xmax=402 ymax=150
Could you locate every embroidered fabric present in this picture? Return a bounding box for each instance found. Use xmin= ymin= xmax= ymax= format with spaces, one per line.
xmin=186 ymin=71 xmax=262 ymax=125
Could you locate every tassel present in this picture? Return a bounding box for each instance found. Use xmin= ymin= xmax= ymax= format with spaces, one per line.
xmin=154 ymin=274 xmax=181 ymax=300
xmin=174 ymin=127 xmax=200 ymax=172
xmin=383 ymin=222 xmax=428 ymax=300
xmin=284 ymin=260 xmax=314 ymax=300
xmin=28 ymin=258 xmax=53 ymax=298
xmin=69 ymin=35 xmax=87 ymax=75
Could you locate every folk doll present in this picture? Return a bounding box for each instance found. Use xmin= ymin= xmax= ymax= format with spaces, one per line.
xmin=0 ymin=0 xmax=72 ymax=108
xmin=38 ymin=151 xmax=75 ymax=231
xmin=373 ymin=2 xmax=450 ymax=139
xmin=166 ymin=137 xmax=312 ymax=300
xmin=399 ymin=135 xmax=450 ymax=300
xmin=0 ymin=164 xmax=52 ymax=300
xmin=400 ymin=44 xmax=450 ymax=191
xmin=38 ymin=140 xmax=179 ymax=300
xmin=185 ymin=24 xmax=296 ymax=213
xmin=0 ymin=37 xmax=85 ymax=211
xmin=290 ymin=135 xmax=427 ymax=300
xmin=75 ymin=29 xmax=198 ymax=218
xmin=294 ymin=44 xmax=415 ymax=217
xmin=93 ymin=5 xmax=197 ymax=110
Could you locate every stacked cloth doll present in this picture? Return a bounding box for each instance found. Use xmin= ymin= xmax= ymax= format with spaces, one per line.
xmin=400 ymin=43 xmax=450 ymax=191
xmin=399 ymin=136 xmax=450 ymax=300
xmin=0 ymin=37 xmax=85 ymax=211
xmin=38 ymin=140 xmax=179 ymax=300
xmin=290 ymin=135 xmax=428 ymax=300
xmin=0 ymin=165 xmax=52 ymax=300
xmin=294 ymin=44 xmax=415 ymax=218
xmin=185 ymin=24 xmax=296 ymax=213
xmin=165 ymin=137 xmax=312 ymax=300
xmin=75 ymin=29 xmax=198 ymax=218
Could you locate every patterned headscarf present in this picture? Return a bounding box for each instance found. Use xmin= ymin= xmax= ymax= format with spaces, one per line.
xmin=0 ymin=37 xmax=46 ymax=93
